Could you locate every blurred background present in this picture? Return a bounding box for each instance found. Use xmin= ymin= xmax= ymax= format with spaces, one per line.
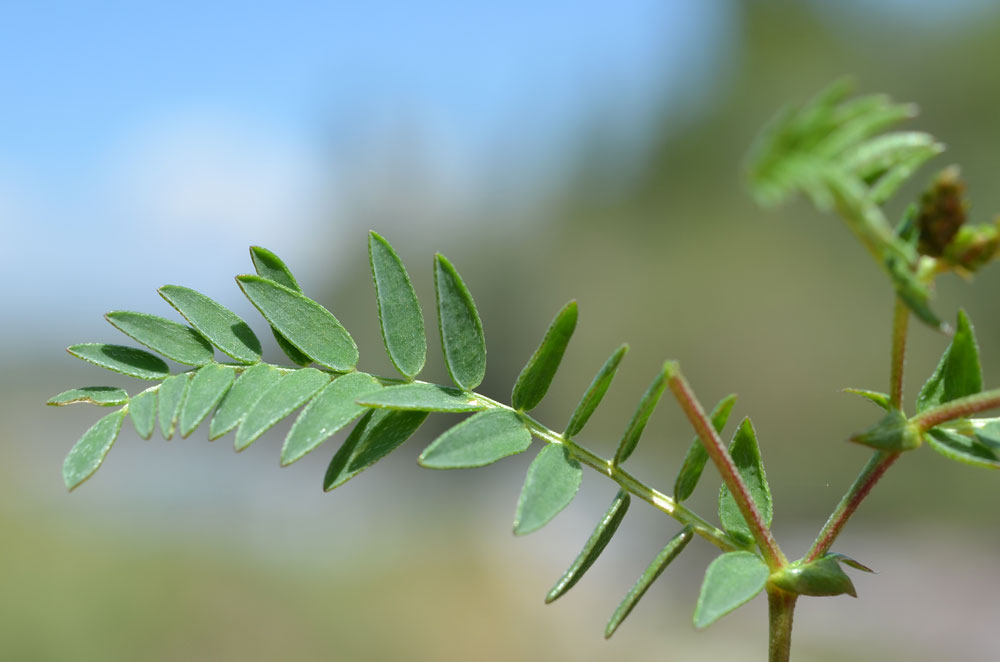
xmin=4 ymin=1 xmax=1000 ymax=660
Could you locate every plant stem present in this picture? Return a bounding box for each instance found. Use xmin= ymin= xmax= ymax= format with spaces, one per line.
xmin=911 ymin=388 xmax=1000 ymax=430
xmin=767 ymin=588 xmax=797 ymax=662
xmin=665 ymin=364 xmax=787 ymax=570
xmin=890 ymin=297 xmax=909 ymax=410
xmin=474 ymin=394 xmax=748 ymax=553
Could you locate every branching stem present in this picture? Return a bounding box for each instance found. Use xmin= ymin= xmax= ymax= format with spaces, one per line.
xmin=890 ymin=297 xmax=909 ymax=410
xmin=912 ymin=388 xmax=1000 ymax=430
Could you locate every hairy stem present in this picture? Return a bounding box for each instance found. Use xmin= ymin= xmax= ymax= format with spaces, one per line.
xmin=665 ymin=364 xmax=787 ymax=570
xmin=890 ymin=297 xmax=909 ymax=410
xmin=912 ymin=388 xmax=1000 ymax=430
xmin=767 ymin=588 xmax=797 ymax=662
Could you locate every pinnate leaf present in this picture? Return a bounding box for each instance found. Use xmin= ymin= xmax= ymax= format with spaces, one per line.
xmin=235 ymin=368 xmax=330 ymax=451
xmin=513 ymin=444 xmax=582 ymax=535
xmin=369 ymin=231 xmax=426 ymax=379
xmin=693 ymin=551 xmax=769 ymax=629
xmin=281 ymin=371 xmax=383 ymax=466
xmin=249 ymin=246 xmax=312 ymax=366
xmin=209 ymin=363 xmax=282 ymax=440
xmin=674 ymin=394 xmax=737 ymax=501
xmin=158 ymin=373 xmax=191 ymax=440
xmin=159 ymin=285 xmax=262 ymax=364
xmin=718 ymin=418 xmax=772 ymax=544
xmin=237 ymin=275 xmax=359 ymax=372
xmin=926 ymin=428 xmax=1000 ymax=470
xmin=419 ymin=409 xmax=532 ymax=469
xmin=435 ymin=254 xmax=486 ymax=390
xmin=564 ymin=344 xmax=628 ymax=437
xmin=613 ymin=363 xmax=670 ymax=466
xmin=129 ymin=389 xmax=157 ymax=439
xmin=547 ymin=489 xmax=630 ymax=604
xmin=357 ymin=383 xmax=486 ymax=413
xmin=68 ymin=343 xmax=169 ymax=380
xmin=324 ymin=409 xmax=428 ymax=490
xmin=48 ymin=387 xmax=129 ymax=407
xmin=917 ymin=309 xmax=982 ymax=413
xmin=179 ymin=364 xmax=235 ymax=437
xmin=605 ymin=525 xmax=693 ymax=638
xmin=63 ymin=408 xmax=126 ymax=490
xmin=105 ymin=311 xmax=214 ymax=365
xmin=512 ymin=301 xmax=577 ymax=411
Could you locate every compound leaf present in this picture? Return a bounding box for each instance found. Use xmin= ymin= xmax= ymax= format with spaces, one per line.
xmin=613 ymin=362 xmax=670 ymax=466
xmin=369 ymin=231 xmax=426 ymax=379
xmin=512 ymin=301 xmax=577 ymax=411
xmin=513 ymin=444 xmax=582 ymax=535
xmin=718 ymin=418 xmax=772 ymax=544
xmin=67 ymin=343 xmax=169 ymax=380
xmin=179 ymin=363 xmax=235 ymax=437
xmin=693 ymin=551 xmax=769 ymax=629
xmin=674 ymin=394 xmax=737 ymax=502
xmin=917 ymin=309 xmax=982 ymax=413
xmin=209 ymin=363 xmax=283 ymax=440
xmin=357 ymin=383 xmax=486 ymax=413
xmin=281 ymin=371 xmax=383 ymax=466
xmin=158 ymin=373 xmax=191 ymax=440
xmin=159 ymin=285 xmax=262 ymax=364
xmin=63 ymin=408 xmax=127 ymax=491
xmin=105 ymin=311 xmax=214 ymax=365
xmin=47 ymin=387 xmax=129 ymax=407
xmin=435 ymin=253 xmax=486 ymax=390
xmin=237 ymin=275 xmax=358 ymax=372
xmin=128 ymin=389 xmax=157 ymax=439
xmin=235 ymin=368 xmax=330 ymax=451
xmin=324 ymin=409 xmax=428 ymax=490
xmin=547 ymin=489 xmax=630 ymax=604
xmin=605 ymin=525 xmax=693 ymax=638
xmin=564 ymin=344 xmax=628 ymax=437
xmin=419 ymin=409 xmax=532 ymax=469
xmin=249 ymin=246 xmax=312 ymax=366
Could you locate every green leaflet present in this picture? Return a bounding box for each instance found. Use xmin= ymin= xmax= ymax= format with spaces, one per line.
xmin=63 ymin=408 xmax=126 ymax=490
xmin=47 ymin=387 xmax=129 ymax=407
xmin=513 ymin=444 xmax=582 ymax=535
xmin=850 ymin=409 xmax=922 ymax=451
xmin=105 ymin=311 xmax=214 ymax=365
xmin=605 ymin=526 xmax=693 ymax=638
xmin=158 ymin=373 xmax=191 ymax=440
xmin=971 ymin=418 xmax=1000 ymax=448
xmin=547 ymin=489 xmax=630 ymax=604
xmin=158 ymin=285 xmax=262 ymax=364
xmin=769 ymin=555 xmax=859 ymax=598
xmin=179 ymin=363 xmax=235 ymax=437
xmin=613 ymin=362 xmax=670 ymax=466
xmin=419 ymin=409 xmax=532 ymax=469
xmin=843 ymin=387 xmax=892 ymax=411
xmin=718 ymin=418 xmax=772 ymax=544
xmin=235 ymin=368 xmax=330 ymax=451
xmin=237 ymin=275 xmax=359 ymax=372
xmin=249 ymin=246 xmax=312 ymax=367
xmin=435 ymin=253 xmax=486 ymax=390
xmin=927 ymin=428 xmax=1000 ymax=470
xmin=324 ymin=408 xmax=428 ymax=490
xmin=369 ymin=231 xmax=426 ymax=379
xmin=281 ymin=371 xmax=383 ymax=466
xmin=674 ymin=394 xmax=737 ymax=502
xmin=917 ymin=309 xmax=982 ymax=413
xmin=693 ymin=551 xmax=769 ymax=629
xmin=512 ymin=301 xmax=577 ymax=412
xmin=128 ymin=389 xmax=157 ymax=440
xmin=209 ymin=363 xmax=282 ymax=440
xmin=67 ymin=343 xmax=169 ymax=380
xmin=357 ymin=383 xmax=486 ymax=413
xmin=564 ymin=344 xmax=628 ymax=437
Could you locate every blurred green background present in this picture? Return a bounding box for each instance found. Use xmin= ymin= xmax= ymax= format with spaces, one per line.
xmin=5 ymin=1 xmax=1000 ymax=660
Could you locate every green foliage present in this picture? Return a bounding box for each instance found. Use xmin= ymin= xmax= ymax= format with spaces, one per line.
xmin=49 ymin=80 xmax=1000 ymax=658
